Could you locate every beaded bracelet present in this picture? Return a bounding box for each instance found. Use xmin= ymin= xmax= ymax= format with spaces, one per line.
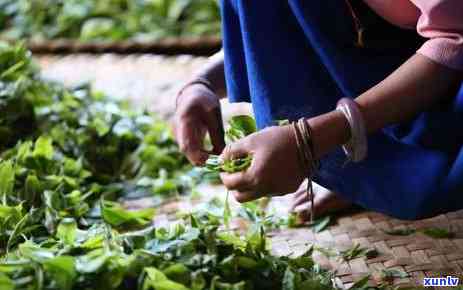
xmin=336 ymin=98 xmax=368 ymax=163
xmin=291 ymin=118 xmax=320 ymax=223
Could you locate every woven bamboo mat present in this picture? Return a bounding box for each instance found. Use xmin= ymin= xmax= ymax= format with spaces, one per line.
xmin=6 ymin=36 xmax=221 ymax=56
xmin=137 ymin=187 xmax=463 ymax=290
xmin=271 ymin=209 xmax=463 ymax=289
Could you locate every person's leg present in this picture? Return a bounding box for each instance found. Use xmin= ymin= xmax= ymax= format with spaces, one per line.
xmin=290 ymin=182 xmax=352 ymax=221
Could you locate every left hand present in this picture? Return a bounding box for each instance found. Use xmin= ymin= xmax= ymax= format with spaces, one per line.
xmin=219 ymin=125 xmax=306 ymax=202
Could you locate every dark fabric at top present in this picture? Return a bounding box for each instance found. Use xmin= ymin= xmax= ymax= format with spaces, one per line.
xmin=219 ymin=0 xmax=463 ymax=219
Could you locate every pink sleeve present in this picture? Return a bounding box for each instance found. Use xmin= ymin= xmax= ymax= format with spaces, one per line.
xmin=411 ymin=0 xmax=463 ymax=70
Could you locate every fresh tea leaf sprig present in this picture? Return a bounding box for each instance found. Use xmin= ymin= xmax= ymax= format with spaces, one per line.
xmin=340 ymin=244 xmax=378 ymax=262
xmin=311 ymin=216 xmax=332 ymax=233
xmin=205 ymin=115 xmax=257 ymax=174
xmin=205 ymin=154 xmax=253 ymax=173
xmin=383 ymin=228 xmax=416 ymax=236
xmin=226 ymin=115 xmax=257 ymax=142
xmin=384 ymin=227 xmax=454 ymax=239
xmin=420 ymin=227 xmax=455 ymax=239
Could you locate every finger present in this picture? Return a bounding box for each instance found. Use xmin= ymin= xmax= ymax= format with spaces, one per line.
xmin=177 ymin=120 xmax=208 ymax=165
xmin=290 ymin=191 xmax=309 ymax=212
xmin=297 ymin=210 xmax=311 ymax=223
xmin=219 ymin=142 xmax=249 ymax=161
xmin=232 ymin=190 xmax=264 ymax=203
xmin=220 ymin=171 xmax=254 ymax=192
xmin=204 ymin=108 xmax=225 ymax=155
xmin=293 ymin=201 xmax=312 ymax=223
xmin=187 ymin=149 xmax=209 ymax=166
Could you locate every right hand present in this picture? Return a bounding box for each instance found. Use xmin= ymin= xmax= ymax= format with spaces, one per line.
xmin=174 ymin=83 xmax=225 ymax=166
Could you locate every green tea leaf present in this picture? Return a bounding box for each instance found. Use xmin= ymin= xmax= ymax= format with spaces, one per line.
xmin=380 ymin=269 xmax=409 ymax=280
xmin=24 ymin=174 xmax=42 ymax=205
xmin=349 ymin=275 xmax=370 ymax=290
xmin=206 ymin=155 xmax=253 ymax=174
xmin=311 ymin=216 xmax=331 ymax=233
xmin=43 ymin=256 xmax=77 ymax=290
xmin=226 ymin=115 xmax=257 ymax=142
xmin=420 ymin=227 xmax=455 ymax=239
xmin=282 ymin=267 xmax=297 ymax=290
xmin=75 ymin=249 xmax=110 ymax=274
xmin=6 ymin=209 xmax=29 ymax=251
xmin=33 ymin=136 xmax=54 ymax=160
xmin=101 ymin=199 xmax=155 ymax=228
xmin=383 ymin=228 xmax=416 ymax=236
xmin=57 ymin=218 xmax=77 ymax=245
xmin=0 ymin=160 xmax=15 ymax=202
xmin=143 ymin=267 xmax=190 ymax=290
xmin=164 ymin=263 xmax=191 ymax=285
xmin=340 ymin=244 xmax=373 ymax=261
xmin=0 ymin=273 xmax=14 ymax=290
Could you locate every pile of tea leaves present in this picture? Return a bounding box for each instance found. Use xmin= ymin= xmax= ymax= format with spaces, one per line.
xmin=0 ymin=0 xmax=221 ymax=42
xmin=0 ymin=42 xmax=341 ymax=290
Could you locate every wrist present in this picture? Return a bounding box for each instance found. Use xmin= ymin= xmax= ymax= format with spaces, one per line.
xmin=178 ymin=77 xmax=216 ymax=96
xmin=175 ymin=78 xmax=217 ymax=109
xmin=306 ymin=110 xmax=351 ymax=159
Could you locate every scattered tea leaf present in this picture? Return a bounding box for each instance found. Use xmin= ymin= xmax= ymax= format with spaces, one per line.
xmin=420 ymin=228 xmax=455 ymax=239
xmin=311 ymin=216 xmax=332 ymax=233
xmin=383 ymin=228 xmax=416 ymax=236
xmin=380 ymin=269 xmax=409 ymax=280
xmin=340 ymin=244 xmax=375 ymax=262
xmin=349 ymin=275 xmax=371 ymax=290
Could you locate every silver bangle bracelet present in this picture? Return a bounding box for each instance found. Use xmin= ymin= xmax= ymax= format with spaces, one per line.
xmin=336 ymin=98 xmax=368 ymax=163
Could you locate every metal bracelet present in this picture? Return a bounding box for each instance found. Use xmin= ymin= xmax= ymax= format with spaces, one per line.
xmin=336 ymin=98 xmax=368 ymax=163
xmin=293 ymin=118 xmax=320 ymax=223
xmin=292 ymin=122 xmax=309 ymax=173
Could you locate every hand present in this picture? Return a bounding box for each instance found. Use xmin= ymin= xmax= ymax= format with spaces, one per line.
xmin=174 ymin=83 xmax=225 ymax=165
xmin=219 ymin=125 xmax=306 ymax=202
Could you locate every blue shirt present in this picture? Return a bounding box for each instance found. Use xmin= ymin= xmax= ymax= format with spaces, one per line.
xmin=220 ymin=0 xmax=463 ymax=219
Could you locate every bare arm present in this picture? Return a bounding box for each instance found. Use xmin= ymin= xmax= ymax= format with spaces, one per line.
xmin=174 ymin=50 xmax=227 ymax=165
xmin=216 ymin=50 xmax=463 ymax=203
xmin=190 ymin=50 xmax=226 ymax=98
xmin=219 ymin=53 xmax=463 ymax=198
xmin=309 ymin=53 xmax=463 ymax=159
